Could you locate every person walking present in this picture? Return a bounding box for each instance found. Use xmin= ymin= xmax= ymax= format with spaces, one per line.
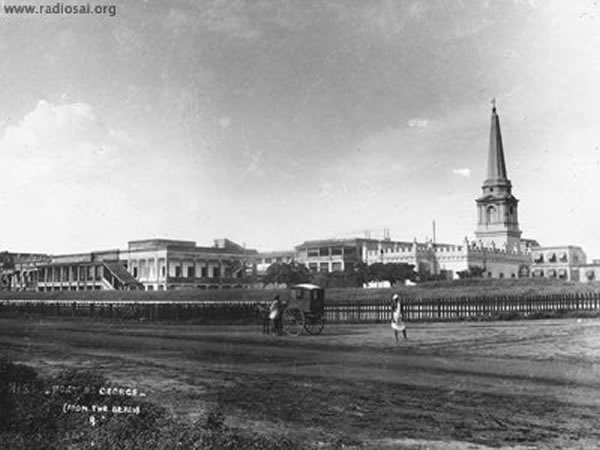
xmin=391 ymin=294 xmax=407 ymax=343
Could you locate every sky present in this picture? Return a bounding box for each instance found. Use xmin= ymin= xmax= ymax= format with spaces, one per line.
xmin=1 ymin=0 xmax=600 ymax=257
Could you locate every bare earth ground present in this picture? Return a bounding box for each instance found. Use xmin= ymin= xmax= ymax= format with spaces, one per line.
xmin=2 ymin=317 xmax=600 ymax=449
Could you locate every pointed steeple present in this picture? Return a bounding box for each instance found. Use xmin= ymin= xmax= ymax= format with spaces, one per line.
xmin=475 ymin=99 xmax=521 ymax=253
xmin=487 ymin=99 xmax=507 ymax=182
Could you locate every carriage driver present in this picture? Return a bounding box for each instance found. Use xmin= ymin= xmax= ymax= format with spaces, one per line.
xmin=269 ymin=294 xmax=283 ymax=336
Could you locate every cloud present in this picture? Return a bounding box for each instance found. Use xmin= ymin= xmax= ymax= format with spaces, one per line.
xmin=0 ymin=100 xmax=133 ymax=184
xmin=0 ymin=100 xmax=141 ymax=251
xmin=408 ymin=118 xmax=428 ymax=128
xmin=3 ymin=100 xmax=95 ymax=147
xmin=0 ymin=100 xmax=220 ymax=253
xmin=452 ymin=168 xmax=471 ymax=177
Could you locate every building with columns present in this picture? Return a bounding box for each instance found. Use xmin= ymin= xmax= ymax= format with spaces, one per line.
xmin=1 ymin=238 xmax=258 ymax=292
xmin=124 ymin=238 xmax=258 ymax=290
xmin=0 ymin=252 xmax=52 ymax=291
xmin=36 ymin=250 xmax=143 ymax=292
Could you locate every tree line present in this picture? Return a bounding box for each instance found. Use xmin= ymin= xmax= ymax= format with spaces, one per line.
xmin=261 ymin=261 xmax=420 ymax=288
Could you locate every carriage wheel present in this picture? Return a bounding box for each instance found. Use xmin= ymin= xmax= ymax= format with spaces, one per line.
xmin=282 ymin=307 xmax=305 ymax=337
xmin=304 ymin=314 xmax=325 ymax=335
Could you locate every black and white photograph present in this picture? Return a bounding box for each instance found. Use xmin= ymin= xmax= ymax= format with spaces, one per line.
xmin=2 ymin=0 xmax=600 ymax=448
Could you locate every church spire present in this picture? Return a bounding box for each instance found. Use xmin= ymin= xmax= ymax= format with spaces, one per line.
xmin=487 ymin=99 xmax=508 ymax=181
xmin=475 ymin=99 xmax=521 ymax=253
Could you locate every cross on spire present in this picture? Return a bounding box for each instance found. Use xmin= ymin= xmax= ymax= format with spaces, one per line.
xmin=491 ymin=97 xmax=496 ymax=112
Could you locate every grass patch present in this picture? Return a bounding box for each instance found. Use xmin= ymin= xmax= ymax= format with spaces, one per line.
xmin=2 ymin=278 xmax=600 ymax=303
xmin=0 ymin=359 xmax=302 ymax=449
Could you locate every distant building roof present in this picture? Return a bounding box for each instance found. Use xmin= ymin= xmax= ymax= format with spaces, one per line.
xmin=128 ymin=239 xmax=196 ymax=250
xmin=127 ymin=238 xmax=257 ymax=255
xmin=257 ymin=250 xmax=295 ymax=258
xmin=531 ymin=245 xmax=585 ymax=251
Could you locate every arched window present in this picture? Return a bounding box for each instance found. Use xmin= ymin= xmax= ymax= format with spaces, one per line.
xmin=486 ymin=205 xmax=497 ymax=224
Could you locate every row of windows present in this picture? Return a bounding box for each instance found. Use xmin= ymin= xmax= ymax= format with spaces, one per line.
xmin=531 ymin=269 xmax=569 ymax=279
xmin=532 ymin=253 xmax=572 ymax=263
xmin=307 ymin=262 xmax=343 ymax=272
xmin=261 ymin=257 xmax=292 ymax=264
xmin=305 ymin=247 xmax=356 ymax=257
xmin=132 ymin=265 xmax=166 ymax=279
xmin=169 ymin=266 xmax=220 ymax=279
xmin=130 ymin=262 xmax=240 ymax=280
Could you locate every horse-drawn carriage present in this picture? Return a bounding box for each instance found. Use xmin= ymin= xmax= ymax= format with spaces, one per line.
xmin=280 ymin=283 xmax=326 ymax=336
xmin=258 ymin=284 xmax=325 ymax=337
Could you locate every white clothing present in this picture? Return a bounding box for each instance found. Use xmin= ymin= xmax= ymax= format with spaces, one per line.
xmin=269 ymin=301 xmax=281 ymax=320
xmin=391 ymin=301 xmax=405 ymax=331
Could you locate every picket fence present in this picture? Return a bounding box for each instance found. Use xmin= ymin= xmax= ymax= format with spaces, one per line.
xmin=2 ymin=292 xmax=600 ymax=324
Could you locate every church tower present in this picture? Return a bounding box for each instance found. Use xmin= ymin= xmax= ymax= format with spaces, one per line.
xmin=474 ymin=101 xmax=522 ymax=252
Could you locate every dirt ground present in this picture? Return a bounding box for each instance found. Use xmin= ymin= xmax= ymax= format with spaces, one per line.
xmin=2 ymin=317 xmax=600 ymax=449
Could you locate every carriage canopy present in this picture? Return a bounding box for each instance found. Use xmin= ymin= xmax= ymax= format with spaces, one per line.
xmin=290 ymin=283 xmax=325 ymax=315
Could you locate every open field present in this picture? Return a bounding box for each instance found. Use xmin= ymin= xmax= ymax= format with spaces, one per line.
xmin=3 ymin=279 xmax=600 ymax=303
xmin=2 ymin=317 xmax=600 ymax=448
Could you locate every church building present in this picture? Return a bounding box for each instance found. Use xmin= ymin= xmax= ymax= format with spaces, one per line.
xmin=452 ymin=101 xmax=531 ymax=278
xmin=295 ymin=103 xmax=532 ymax=279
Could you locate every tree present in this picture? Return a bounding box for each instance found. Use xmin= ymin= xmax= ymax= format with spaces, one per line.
xmin=456 ymin=265 xmax=486 ymax=279
xmin=263 ymin=262 xmax=310 ymax=286
xmin=225 ymin=259 xmax=244 ymax=279
xmin=343 ymin=262 xmax=371 ymax=287
xmin=369 ymin=263 xmax=417 ymax=285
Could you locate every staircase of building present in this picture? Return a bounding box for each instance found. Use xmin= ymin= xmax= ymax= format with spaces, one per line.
xmin=101 ymin=261 xmax=144 ymax=290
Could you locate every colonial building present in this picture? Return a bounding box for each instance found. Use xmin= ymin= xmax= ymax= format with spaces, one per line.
xmin=0 ymin=252 xmax=51 ymax=291
xmin=124 ymin=238 xmax=258 ymax=290
xmin=295 ymin=239 xmax=363 ymax=273
xmin=578 ymin=262 xmax=600 ymax=282
xmin=37 ymin=250 xmax=143 ymax=292
xmin=1 ymin=238 xmax=258 ymax=292
xmin=255 ymin=250 xmax=295 ymax=275
xmin=530 ymin=246 xmax=586 ymax=281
